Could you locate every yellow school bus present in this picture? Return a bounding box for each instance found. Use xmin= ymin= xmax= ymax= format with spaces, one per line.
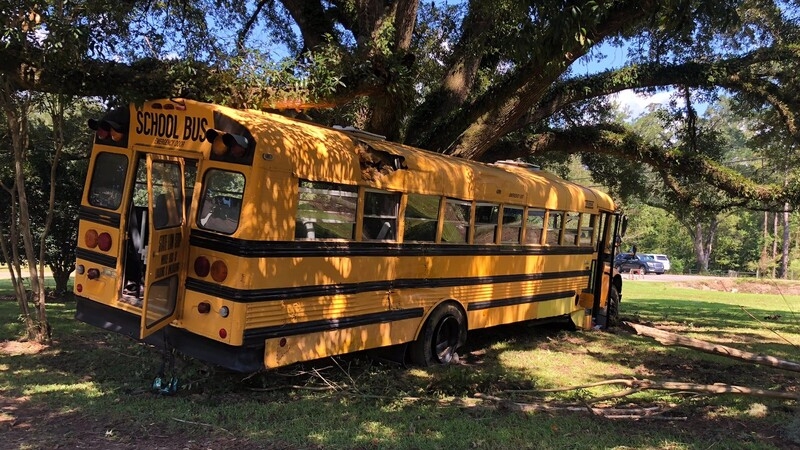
xmin=74 ymin=98 xmax=624 ymax=372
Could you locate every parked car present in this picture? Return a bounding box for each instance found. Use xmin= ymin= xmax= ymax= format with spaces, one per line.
xmin=641 ymin=253 xmax=671 ymax=272
xmin=614 ymin=253 xmax=665 ymax=275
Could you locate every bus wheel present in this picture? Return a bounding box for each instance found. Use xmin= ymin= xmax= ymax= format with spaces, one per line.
xmin=607 ymin=286 xmax=620 ymax=327
xmin=409 ymin=304 xmax=466 ymax=366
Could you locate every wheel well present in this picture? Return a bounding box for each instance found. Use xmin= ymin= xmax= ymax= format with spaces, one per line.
xmin=413 ymin=299 xmax=468 ymax=341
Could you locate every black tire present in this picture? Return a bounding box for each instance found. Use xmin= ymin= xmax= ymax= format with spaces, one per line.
xmin=409 ymin=303 xmax=466 ymax=366
xmin=607 ymin=286 xmax=620 ymax=327
xmin=639 ymin=264 xmax=648 ymax=274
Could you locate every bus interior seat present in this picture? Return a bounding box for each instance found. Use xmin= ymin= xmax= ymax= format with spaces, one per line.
xmin=295 ymin=220 xmax=316 ymax=239
xmin=376 ymin=221 xmax=393 ymax=240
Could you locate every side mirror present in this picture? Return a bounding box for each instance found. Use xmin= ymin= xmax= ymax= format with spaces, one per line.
xmin=621 ymin=216 xmax=628 ymax=237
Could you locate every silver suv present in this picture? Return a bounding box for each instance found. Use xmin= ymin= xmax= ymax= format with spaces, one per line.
xmin=642 ymin=253 xmax=671 ymax=272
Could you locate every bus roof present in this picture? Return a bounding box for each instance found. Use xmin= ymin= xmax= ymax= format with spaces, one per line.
xmin=135 ymin=99 xmax=616 ymax=213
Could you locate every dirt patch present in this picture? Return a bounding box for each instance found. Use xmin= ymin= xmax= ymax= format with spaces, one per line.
xmin=674 ymin=278 xmax=800 ymax=295
xmin=0 ymin=340 xmax=48 ymax=356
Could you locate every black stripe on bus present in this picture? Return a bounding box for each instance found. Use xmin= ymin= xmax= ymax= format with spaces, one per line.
xmin=79 ymin=206 xmax=121 ymax=228
xmin=76 ymin=248 xmax=118 ymax=268
xmin=189 ymin=230 xmax=594 ymax=258
xmin=242 ymin=307 xmax=425 ymax=344
xmin=467 ymin=290 xmax=577 ymax=311
xmin=185 ymin=270 xmax=590 ymax=303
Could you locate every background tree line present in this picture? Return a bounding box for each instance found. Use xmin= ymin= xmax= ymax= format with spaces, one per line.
xmin=2 ymin=0 xmax=800 ymax=342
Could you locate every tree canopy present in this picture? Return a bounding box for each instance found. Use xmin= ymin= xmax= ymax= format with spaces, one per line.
xmin=3 ymin=0 xmax=800 ymax=209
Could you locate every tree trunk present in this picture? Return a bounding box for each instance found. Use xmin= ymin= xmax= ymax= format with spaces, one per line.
xmin=1 ymin=78 xmax=51 ymax=343
xmin=779 ymin=203 xmax=790 ymax=278
xmin=693 ymin=222 xmax=710 ymax=272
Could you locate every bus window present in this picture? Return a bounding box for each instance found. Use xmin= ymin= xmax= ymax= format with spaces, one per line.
xmin=198 ymin=170 xmax=245 ymax=234
xmin=580 ymin=214 xmax=596 ymax=246
xmin=563 ymin=212 xmax=581 ymax=246
xmin=88 ymin=152 xmax=128 ymax=210
xmin=363 ymin=190 xmax=400 ymax=241
xmin=295 ymin=180 xmax=358 ymax=240
xmin=151 ymin=161 xmax=183 ymax=229
xmin=546 ymin=211 xmax=563 ymax=245
xmin=403 ymin=193 xmax=439 ymax=242
xmin=474 ymin=203 xmax=499 ymax=244
xmin=441 ymin=199 xmax=471 ymax=243
xmin=500 ymin=206 xmax=524 ymax=244
xmin=525 ymin=208 xmax=545 ymax=244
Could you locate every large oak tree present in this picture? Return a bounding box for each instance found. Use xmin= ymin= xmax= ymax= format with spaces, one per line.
xmin=2 ymin=0 xmax=800 ymax=338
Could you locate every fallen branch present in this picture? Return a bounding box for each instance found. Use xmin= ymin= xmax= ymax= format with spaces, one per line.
xmin=624 ymin=321 xmax=800 ymax=373
xmin=503 ymin=378 xmax=800 ymax=401
xmin=474 ymin=393 xmax=684 ymax=420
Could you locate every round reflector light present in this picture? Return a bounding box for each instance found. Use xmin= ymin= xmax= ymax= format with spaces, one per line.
xmin=211 ymin=260 xmax=228 ymax=282
xmin=85 ymin=229 xmax=98 ymax=248
xmin=97 ymin=232 xmax=112 ymax=251
xmin=219 ymin=328 xmax=228 ymax=339
xmin=76 ymin=284 xmax=83 ymax=293
xmin=194 ymin=256 xmax=211 ymax=277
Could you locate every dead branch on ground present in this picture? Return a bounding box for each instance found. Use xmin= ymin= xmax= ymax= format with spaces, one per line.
xmin=624 ymin=321 xmax=800 ymax=372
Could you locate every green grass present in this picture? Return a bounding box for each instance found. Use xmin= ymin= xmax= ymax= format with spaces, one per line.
xmin=1 ymin=278 xmax=799 ymax=449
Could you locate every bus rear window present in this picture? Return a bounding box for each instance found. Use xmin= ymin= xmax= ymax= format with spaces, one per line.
xmin=198 ymin=170 xmax=245 ymax=234
xmin=88 ymin=152 xmax=128 ymax=210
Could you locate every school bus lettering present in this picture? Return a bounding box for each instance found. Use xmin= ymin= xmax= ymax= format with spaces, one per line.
xmin=135 ymin=111 xmax=180 ymax=138
xmin=182 ymin=116 xmax=208 ymax=141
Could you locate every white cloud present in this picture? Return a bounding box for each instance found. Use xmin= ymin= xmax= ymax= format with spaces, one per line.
xmin=612 ymin=89 xmax=680 ymax=119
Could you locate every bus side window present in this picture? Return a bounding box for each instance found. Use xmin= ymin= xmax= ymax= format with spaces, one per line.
xmin=580 ymin=214 xmax=596 ymax=246
xmin=441 ymin=199 xmax=471 ymax=243
xmin=547 ymin=211 xmax=564 ymax=245
xmin=500 ymin=206 xmax=524 ymax=244
xmin=525 ymin=208 xmax=545 ymax=244
xmin=474 ymin=203 xmax=499 ymax=244
xmin=403 ymin=193 xmax=439 ymax=242
xmin=362 ymin=190 xmax=400 ymax=241
xmin=197 ymin=170 xmax=245 ymax=235
xmin=295 ymin=180 xmax=358 ymax=240
xmin=563 ymin=212 xmax=581 ymax=246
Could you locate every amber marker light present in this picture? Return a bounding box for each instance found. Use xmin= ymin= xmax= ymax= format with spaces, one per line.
xmin=210 ymin=260 xmax=228 ymax=282
xmin=85 ymin=229 xmax=98 ymax=248
xmin=206 ymin=129 xmax=228 ymax=156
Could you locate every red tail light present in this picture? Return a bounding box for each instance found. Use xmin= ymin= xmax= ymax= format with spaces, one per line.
xmin=197 ymin=302 xmax=211 ymax=314
xmin=87 ymin=268 xmax=100 ymax=280
xmin=194 ymin=256 xmax=211 ymax=277
xmin=97 ymin=232 xmax=112 ymax=251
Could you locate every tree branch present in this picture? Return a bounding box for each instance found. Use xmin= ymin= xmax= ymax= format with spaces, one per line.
xmin=483 ymin=123 xmax=798 ymax=208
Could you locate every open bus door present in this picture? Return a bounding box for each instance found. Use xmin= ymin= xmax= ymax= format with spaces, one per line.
xmin=139 ymin=154 xmax=186 ymax=339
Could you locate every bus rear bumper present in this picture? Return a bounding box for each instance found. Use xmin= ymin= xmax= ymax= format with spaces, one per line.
xmin=75 ymin=296 xmax=265 ymax=373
